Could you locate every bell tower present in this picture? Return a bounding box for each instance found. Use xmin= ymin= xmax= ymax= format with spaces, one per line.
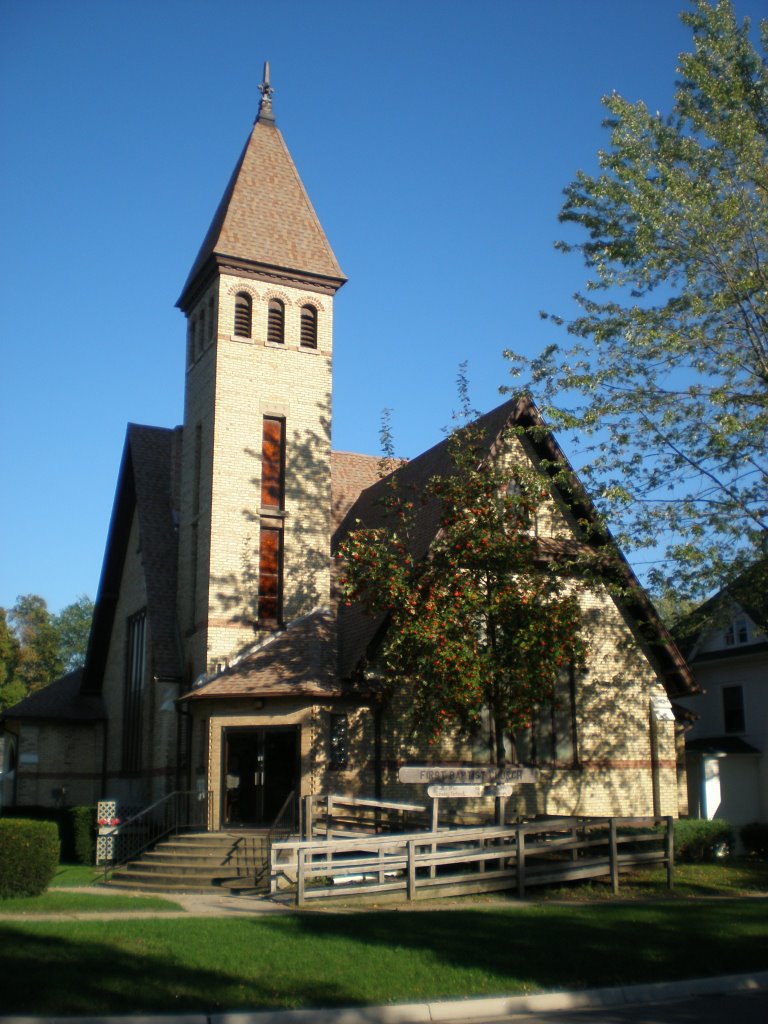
xmin=176 ymin=64 xmax=346 ymax=678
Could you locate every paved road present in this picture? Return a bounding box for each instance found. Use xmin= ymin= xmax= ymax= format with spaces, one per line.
xmin=446 ymin=990 xmax=768 ymax=1024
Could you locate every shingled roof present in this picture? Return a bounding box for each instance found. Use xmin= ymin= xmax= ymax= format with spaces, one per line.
xmin=181 ymin=608 xmax=371 ymax=702
xmin=178 ymin=95 xmax=346 ymax=311
xmin=333 ymin=396 xmax=697 ymax=699
xmin=82 ymin=424 xmax=182 ymax=694
xmin=1 ymin=669 xmax=105 ymax=723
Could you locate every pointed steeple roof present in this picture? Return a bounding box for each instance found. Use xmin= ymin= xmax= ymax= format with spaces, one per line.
xmin=178 ymin=64 xmax=346 ymax=311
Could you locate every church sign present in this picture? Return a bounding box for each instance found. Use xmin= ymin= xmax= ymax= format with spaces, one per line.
xmin=399 ymin=765 xmax=539 ymax=785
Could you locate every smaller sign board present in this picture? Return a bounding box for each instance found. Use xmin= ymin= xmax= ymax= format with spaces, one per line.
xmin=493 ymin=784 xmax=521 ymax=797
xmin=427 ymin=785 xmax=485 ymax=798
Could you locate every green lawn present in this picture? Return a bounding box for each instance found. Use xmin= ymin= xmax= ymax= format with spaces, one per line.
xmin=532 ymin=859 xmax=768 ymax=901
xmin=50 ymin=863 xmax=104 ymax=887
xmin=0 ymin=863 xmax=183 ymax=914
xmin=0 ymin=891 xmax=182 ymax=914
xmin=1 ymin=900 xmax=766 ymax=1015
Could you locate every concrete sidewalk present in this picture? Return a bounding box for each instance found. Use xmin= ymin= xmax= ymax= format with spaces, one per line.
xmin=1 ymin=972 xmax=767 ymax=1024
xmin=0 ymin=885 xmax=294 ymax=921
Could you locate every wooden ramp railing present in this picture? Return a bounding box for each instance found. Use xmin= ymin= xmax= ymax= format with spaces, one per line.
xmin=271 ymin=815 xmax=674 ymax=905
xmin=300 ymin=794 xmax=430 ymax=840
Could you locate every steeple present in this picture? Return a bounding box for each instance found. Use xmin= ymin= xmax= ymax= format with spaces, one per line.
xmin=176 ymin=66 xmax=343 ymax=678
xmin=257 ymin=60 xmax=275 ymax=125
xmin=177 ymin=64 xmax=346 ymax=312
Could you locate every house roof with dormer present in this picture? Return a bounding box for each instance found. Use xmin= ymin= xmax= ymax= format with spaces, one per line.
xmin=674 ymin=557 xmax=768 ymax=663
xmin=178 ymin=75 xmax=346 ymax=311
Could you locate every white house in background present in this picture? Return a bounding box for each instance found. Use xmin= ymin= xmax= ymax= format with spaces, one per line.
xmin=676 ymin=561 xmax=768 ymax=830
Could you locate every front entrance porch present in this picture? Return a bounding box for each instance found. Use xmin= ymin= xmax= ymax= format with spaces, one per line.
xmin=222 ymin=726 xmax=299 ymax=828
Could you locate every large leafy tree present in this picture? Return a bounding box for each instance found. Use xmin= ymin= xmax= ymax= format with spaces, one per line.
xmin=0 ymin=594 xmax=93 ymax=710
xmin=9 ymin=595 xmax=64 ymax=697
xmin=0 ymin=609 xmax=23 ymax=713
xmin=337 ymin=416 xmax=587 ymax=767
xmin=507 ymin=0 xmax=767 ymax=599
xmin=55 ymin=595 xmax=94 ymax=672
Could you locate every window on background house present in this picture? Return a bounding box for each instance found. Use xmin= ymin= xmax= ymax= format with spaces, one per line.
xmin=723 ymin=685 xmax=745 ymax=733
xmin=122 ymin=609 xmax=147 ymax=772
xmin=300 ymin=304 xmax=318 ymax=348
xmin=724 ymin=614 xmax=750 ymax=647
xmin=267 ymin=298 xmax=285 ymax=344
xmin=330 ymin=713 xmax=349 ymax=769
xmin=234 ymin=292 xmax=252 ymax=338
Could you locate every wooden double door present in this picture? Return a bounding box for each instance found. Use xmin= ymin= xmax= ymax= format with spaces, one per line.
xmin=222 ymin=727 xmax=299 ymax=827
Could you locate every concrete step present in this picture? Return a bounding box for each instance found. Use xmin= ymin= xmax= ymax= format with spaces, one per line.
xmin=107 ymin=870 xmax=266 ymax=893
xmin=143 ymin=849 xmax=266 ymax=865
xmin=104 ymin=830 xmax=271 ymax=893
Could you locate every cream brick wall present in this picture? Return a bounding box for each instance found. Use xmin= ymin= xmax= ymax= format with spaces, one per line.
xmin=375 ymin=572 xmax=679 ymax=818
xmin=179 ymin=275 xmax=334 ymax=678
xmin=99 ymin=512 xmax=181 ymax=805
xmin=8 ymin=721 xmax=104 ymax=808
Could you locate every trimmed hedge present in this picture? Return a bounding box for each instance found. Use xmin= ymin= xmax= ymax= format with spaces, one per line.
xmin=0 ymin=818 xmax=60 ymax=897
xmin=70 ymin=805 xmax=97 ymax=864
xmin=2 ymin=805 xmax=96 ymax=863
xmin=674 ymin=818 xmax=734 ymax=861
xmin=741 ymin=822 xmax=768 ymax=859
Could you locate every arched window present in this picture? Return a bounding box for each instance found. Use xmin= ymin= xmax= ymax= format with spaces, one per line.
xmin=234 ymin=292 xmax=252 ymax=338
xmin=300 ymin=304 xmax=318 ymax=349
xmin=267 ymin=298 xmax=285 ymax=345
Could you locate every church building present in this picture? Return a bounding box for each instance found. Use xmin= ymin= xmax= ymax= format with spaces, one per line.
xmin=0 ymin=70 xmax=697 ymax=827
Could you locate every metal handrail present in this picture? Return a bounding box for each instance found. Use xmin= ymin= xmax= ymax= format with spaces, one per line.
xmin=101 ymin=789 xmax=211 ymax=880
xmin=267 ymin=790 xmax=297 ymax=846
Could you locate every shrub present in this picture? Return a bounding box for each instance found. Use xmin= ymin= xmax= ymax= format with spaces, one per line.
xmin=674 ymin=818 xmax=734 ymax=862
xmin=3 ymin=804 xmax=97 ymax=863
xmin=741 ymin=822 xmax=768 ymax=859
xmin=69 ymin=806 xmax=97 ymax=865
xmin=0 ymin=819 xmax=60 ymax=898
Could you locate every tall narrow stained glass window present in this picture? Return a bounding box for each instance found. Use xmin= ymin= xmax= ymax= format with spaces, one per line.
xmin=258 ymin=524 xmax=283 ymax=625
xmin=122 ymin=609 xmax=146 ymax=772
xmin=261 ymin=416 xmax=285 ymax=509
xmin=258 ymin=416 xmax=286 ymax=626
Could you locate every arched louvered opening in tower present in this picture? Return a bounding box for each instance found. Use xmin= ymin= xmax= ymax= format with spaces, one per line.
xmin=300 ymin=304 xmax=318 ymax=349
xmin=207 ymin=296 xmax=215 ymax=343
xmin=267 ymin=298 xmax=285 ymax=345
xmin=234 ymin=292 xmax=252 ymax=337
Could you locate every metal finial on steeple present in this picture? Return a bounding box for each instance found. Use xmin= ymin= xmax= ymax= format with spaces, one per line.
xmin=257 ymin=61 xmax=275 ymax=124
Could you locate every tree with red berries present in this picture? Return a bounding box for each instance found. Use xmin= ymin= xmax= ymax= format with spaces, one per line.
xmin=338 ymin=409 xmax=588 ymax=767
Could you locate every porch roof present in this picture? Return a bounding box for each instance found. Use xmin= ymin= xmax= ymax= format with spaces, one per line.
xmin=180 ymin=609 xmax=375 ymax=702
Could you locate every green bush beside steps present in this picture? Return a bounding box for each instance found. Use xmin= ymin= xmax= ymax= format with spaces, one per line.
xmin=0 ymin=818 xmax=60 ymax=898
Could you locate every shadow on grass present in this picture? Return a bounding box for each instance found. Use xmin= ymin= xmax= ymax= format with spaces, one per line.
xmin=0 ymin=923 xmax=361 ymax=1016
xmin=260 ymin=900 xmax=768 ymax=992
xmin=1 ymin=901 xmax=766 ymax=1015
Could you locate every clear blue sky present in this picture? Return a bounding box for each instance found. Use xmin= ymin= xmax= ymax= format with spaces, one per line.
xmin=1 ymin=0 xmax=764 ymax=614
